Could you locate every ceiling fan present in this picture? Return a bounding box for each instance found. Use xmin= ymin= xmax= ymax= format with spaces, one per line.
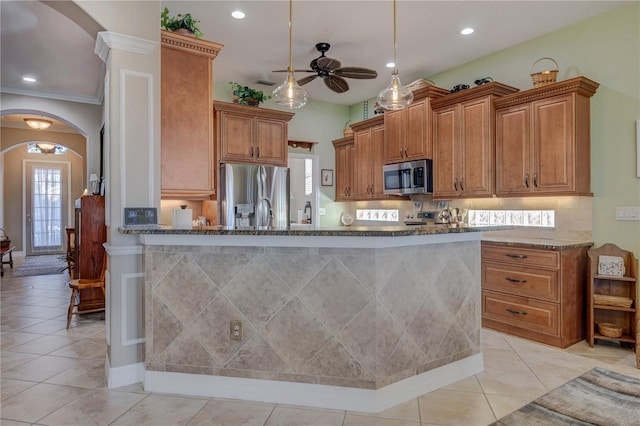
xmin=274 ymin=42 xmax=378 ymax=94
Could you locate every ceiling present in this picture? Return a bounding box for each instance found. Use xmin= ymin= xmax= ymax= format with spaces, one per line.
xmin=0 ymin=0 xmax=630 ymax=112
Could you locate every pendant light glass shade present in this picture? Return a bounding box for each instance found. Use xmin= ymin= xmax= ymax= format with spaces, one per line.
xmin=378 ymin=69 xmax=413 ymax=110
xmin=377 ymin=0 xmax=412 ymax=110
xmin=273 ymin=0 xmax=307 ymax=109
xmin=273 ymin=71 xmax=308 ymax=109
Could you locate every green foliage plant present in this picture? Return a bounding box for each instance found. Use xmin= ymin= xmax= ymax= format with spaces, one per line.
xmin=229 ymin=82 xmax=272 ymax=105
xmin=161 ymin=7 xmax=203 ymax=38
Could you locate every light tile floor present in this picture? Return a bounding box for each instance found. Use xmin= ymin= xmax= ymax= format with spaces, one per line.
xmin=1 ymin=257 xmax=638 ymax=426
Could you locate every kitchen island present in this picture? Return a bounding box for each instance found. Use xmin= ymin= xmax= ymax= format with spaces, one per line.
xmin=121 ymin=225 xmax=491 ymax=412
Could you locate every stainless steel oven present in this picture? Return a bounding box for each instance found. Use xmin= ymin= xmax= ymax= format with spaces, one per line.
xmin=383 ymin=159 xmax=432 ymax=195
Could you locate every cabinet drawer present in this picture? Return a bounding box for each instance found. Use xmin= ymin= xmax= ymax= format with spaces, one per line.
xmin=482 ymin=244 xmax=559 ymax=268
xmin=482 ymin=291 xmax=559 ymax=336
xmin=483 ymin=263 xmax=559 ymax=302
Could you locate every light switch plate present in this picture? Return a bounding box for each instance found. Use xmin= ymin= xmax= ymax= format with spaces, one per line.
xmin=319 ymin=208 xmax=326 ymax=216
xmin=615 ymin=207 xmax=640 ymax=221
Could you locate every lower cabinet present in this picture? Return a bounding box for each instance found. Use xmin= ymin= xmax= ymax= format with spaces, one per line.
xmin=481 ymin=241 xmax=589 ymax=348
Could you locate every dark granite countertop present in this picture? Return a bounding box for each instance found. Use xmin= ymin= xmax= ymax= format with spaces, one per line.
xmin=481 ymin=236 xmax=593 ymax=250
xmin=119 ymin=224 xmax=504 ymax=237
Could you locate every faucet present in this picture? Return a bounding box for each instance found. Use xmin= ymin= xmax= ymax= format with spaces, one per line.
xmin=304 ymin=201 xmax=312 ymax=224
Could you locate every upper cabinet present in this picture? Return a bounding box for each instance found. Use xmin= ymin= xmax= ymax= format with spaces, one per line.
xmin=214 ymin=101 xmax=294 ymax=167
xmin=351 ymin=116 xmax=386 ymax=199
xmin=161 ymin=30 xmax=223 ymax=200
xmin=384 ymin=86 xmax=450 ymax=164
xmin=332 ymin=136 xmax=355 ymax=201
xmin=432 ymin=82 xmax=519 ymax=199
xmin=494 ymin=77 xmax=599 ymax=196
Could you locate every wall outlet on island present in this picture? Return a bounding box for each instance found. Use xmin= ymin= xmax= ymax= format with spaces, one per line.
xmin=230 ymin=320 xmax=242 ymax=341
xmin=319 ymin=208 xmax=326 ymax=216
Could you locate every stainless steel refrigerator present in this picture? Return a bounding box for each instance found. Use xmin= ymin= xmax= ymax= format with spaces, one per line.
xmin=218 ymin=163 xmax=290 ymax=229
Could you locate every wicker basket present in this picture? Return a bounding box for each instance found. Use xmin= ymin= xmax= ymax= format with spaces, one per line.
xmin=0 ymin=228 xmax=9 ymax=249
xmin=598 ymin=322 xmax=623 ymax=338
xmin=594 ymin=294 xmax=633 ymax=308
xmin=530 ymin=57 xmax=559 ymax=88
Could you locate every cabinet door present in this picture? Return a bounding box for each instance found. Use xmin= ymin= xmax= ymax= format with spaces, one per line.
xmin=532 ymin=94 xmax=575 ymax=193
xmin=255 ymin=118 xmax=287 ymax=166
xmin=405 ymin=98 xmax=429 ymax=160
xmin=370 ymin=125 xmax=386 ymax=198
xmin=218 ymin=112 xmax=254 ymax=163
xmin=354 ymin=129 xmax=372 ymax=198
xmin=161 ymin=46 xmax=214 ymax=196
xmin=459 ymin=97 xmax=493 ymax=196
xmin=383 ymin=109 xmax=406 ymax=164
xmin=335 ymin=143 xmax=354 ymax=201
xmin=495 ymin=104 xmax=531 ymax=196
xmin=433 ymin=105 xmax=459 ymax=198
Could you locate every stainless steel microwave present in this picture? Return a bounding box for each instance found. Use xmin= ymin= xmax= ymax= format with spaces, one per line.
xmin=383 ymin=159 xmax=433 ymax=195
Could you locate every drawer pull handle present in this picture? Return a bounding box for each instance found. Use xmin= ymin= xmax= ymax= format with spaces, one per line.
xmin=505 ymin=308 xmax=528 ymax=316
xmin=506 ymin=277 xmax=528 ymax=284
xmin=506 ymin=253 xmax=528 ymax=259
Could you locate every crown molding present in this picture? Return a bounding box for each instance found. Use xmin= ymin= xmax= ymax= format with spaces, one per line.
xmin=0 ymin=86 xmax=101 ymax=105
xmin=95 ymin=31 xmax=158 ymax=63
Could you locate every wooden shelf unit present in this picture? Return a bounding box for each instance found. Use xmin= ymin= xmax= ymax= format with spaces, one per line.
xmin=587 ymin=243 xmax=638 ymax=349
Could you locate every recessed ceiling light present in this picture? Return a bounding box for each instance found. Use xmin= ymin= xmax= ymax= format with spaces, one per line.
xmin=386 ymin=62 xmax=395 ymax=68
xmin=231 ymin=10 xmax=245 ymax=19
xmin=23 ymin=76 xmax=36 ymax=83
xmin=461 ymin=27 xmax=474 ymax=35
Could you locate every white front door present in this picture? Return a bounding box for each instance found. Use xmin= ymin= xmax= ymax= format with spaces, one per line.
xmin=25 ymin=161 xmax=70 ymax=255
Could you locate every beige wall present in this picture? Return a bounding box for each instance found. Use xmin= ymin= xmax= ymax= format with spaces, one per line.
xmin=1 ymin=128 xmax=86 ymax=252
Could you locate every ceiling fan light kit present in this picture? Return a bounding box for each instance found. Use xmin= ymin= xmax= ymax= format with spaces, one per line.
xmin=273 ymin=0 xmax=308 ymax=109
xmin=378 ymin=0 xmax=413 ymax=110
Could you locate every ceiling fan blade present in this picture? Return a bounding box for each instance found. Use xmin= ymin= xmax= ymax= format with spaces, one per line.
xmin=316 ymin=57 xmax=342 ymax=71
xmin=272 ymin=69 xmax=314 ymax=73
xmin=324 ymin=76 xmax=349 ymax=93
xmin=333 ymin=67 xmax=378 ymax=79
xmin=297 ymin=75 xmax=318 ymax=86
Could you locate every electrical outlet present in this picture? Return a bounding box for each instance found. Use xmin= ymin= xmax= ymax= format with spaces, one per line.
xmin=230 ymin=320 xmax=242 ymax=341
xmin=319 ymin=208 xmax=326 ymax=216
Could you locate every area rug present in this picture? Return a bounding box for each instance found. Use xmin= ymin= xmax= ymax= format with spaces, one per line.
xmin=12 ymin=255 xmax=67 ymax=277
xmin=492 ymin=367 xmax=640 ymax=425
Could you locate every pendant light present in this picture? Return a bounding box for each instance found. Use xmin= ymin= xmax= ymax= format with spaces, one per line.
xmin=273 ymin=0 xmax=308 ymax=109
xmin=377 ymin=0 xmax=413 ymax=110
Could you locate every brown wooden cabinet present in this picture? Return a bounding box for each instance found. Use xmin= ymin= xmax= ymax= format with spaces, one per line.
xmin=74 ymin=195 xmax=106 ymax=311
xmin=432 ymin=82 xmax=518 ymax=199
xmin=481 ymin=241 xmax=589 ymax=348
xmin=494 ymin=77 xmax=599 ymax=196
xmin=332 ymin=136 xmax=354 ymax=201
xmin=352 ymin=116 xmax=386 ymax=199
xmin=587 ymin=243 xmax=638 ymax=349
xmin=384 ymin=86 xmax=449 ymax=164
xmin=214 ymin=101 xmax=294 ymax=167
xmin=161 ymin=30 xmax=223 ymax=200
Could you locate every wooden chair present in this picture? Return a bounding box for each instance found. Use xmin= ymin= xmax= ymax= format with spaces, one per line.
xmin=66 ymin=253 xmax=107 ymax=329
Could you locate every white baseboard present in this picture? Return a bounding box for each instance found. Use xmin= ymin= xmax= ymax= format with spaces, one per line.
xmin=144 ymin=353 xmax=483 ymax=413
xmin=106 ymin=357 xmax=145 ymax=389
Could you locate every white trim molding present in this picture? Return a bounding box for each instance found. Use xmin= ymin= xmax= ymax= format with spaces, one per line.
xmin=103 ymin=243 xmax=143 ymax=256
xmin=95 ymin=31 xmax=158 ymax=63
xmin=144 ymin=354 xmax=483 ymax=413
xmin=106 ymin=356 xmax=145 ymax=389
xmin=121 ymin=272 xmax=145 ymax=346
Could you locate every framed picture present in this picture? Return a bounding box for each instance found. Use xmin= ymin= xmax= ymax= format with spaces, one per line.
xmin=321 ymin=169 xmax=333 ymax=186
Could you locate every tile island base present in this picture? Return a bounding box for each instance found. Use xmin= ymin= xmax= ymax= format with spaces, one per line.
xmin=139 ymin=231 xmax=484 ymax=412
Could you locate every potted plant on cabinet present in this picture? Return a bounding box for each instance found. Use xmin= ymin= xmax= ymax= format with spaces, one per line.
xmin=161 ymin=7 xmax=203 ymax=38
xmin=229 ymin=82 xmax=271 ymax=106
